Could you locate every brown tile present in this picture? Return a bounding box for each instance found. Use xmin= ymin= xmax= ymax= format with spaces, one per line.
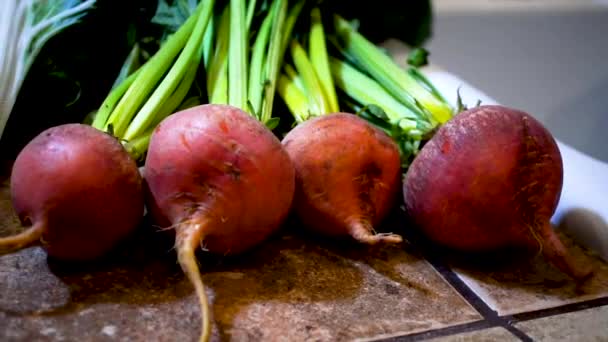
xmin=449 ymin=231 xmax=608 ymax=316
xmin=208 ymin=236 xmax=482 ymax=342
xmin=0 ymin=178 xmax=22 ymax=237
xmin=0 ymin=181 xmax=481 ymax=341
xmin=423 ymin=327 xmax=518 ymax=342
xmin=515 ymin=305 xmax=608 ymax=341
xmin=0 ymin=237 xmax=482 ymax=342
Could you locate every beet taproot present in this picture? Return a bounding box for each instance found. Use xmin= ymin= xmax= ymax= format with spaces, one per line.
xmin=282 ymin=113 xmax=402 ymax=245
xmin=144 ymin=104 xmax=295 ymax=342
xmin=0 ymin=124 xmax=144 ymax=261
xmin=403 ymin=105 xmax=592 ymax=280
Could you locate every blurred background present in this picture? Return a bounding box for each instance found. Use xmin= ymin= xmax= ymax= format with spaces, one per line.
xmin=426 ymin=0 xmax=608 ymax=162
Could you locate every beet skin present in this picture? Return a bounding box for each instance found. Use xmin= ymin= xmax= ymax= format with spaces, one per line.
xmin=3 ymin=124 xmax=144 ymax=261
xmin=144 ymin=104 xmax=295 ymax=255
xmin=144 ymin=104 xmax=295 ymax=342
xmin=282 ymin=113 xmax=402 ymax=245
xmin=403 ymin=105 xmax=591 ymax=280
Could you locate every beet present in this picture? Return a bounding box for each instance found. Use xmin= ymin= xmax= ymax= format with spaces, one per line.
xmin=282 ymin=113 xmax=403 ymax=245
xmin=403 ymin=105 xmax=592 ymax=280
xmin=1 ymin=124 xmax=144 ymax=261
xmin=144 ymin=104 xmax=295 ymax=341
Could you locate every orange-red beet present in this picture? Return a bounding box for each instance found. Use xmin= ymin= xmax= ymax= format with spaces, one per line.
xmin=144 ymin=104 xmax=295 ymax=342
xmin=403 ymin=105 xmax=591 ymax=280
xmin=145 ymin=104 xmax=295 ymax=254
xmin=282 ymin=113 xmax=402 ymax=245
xmin=1 ymin=124 xmax=144 ymax=261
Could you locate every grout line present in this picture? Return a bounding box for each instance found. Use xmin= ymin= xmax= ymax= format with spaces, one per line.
xmin=401 ymin=242 xmax=608 ymax=341
xmin=384 ymin=320 xmax=495 ymax=341
xmin=425 ymin=257 xmax=533 ymax=342
xmin=396 ymin=222 xmax=534 ymax=341
xmin=388 ymin=213 xmax=607 ymax=341
xmin=509 ymin=297 xmax=608 ymax=323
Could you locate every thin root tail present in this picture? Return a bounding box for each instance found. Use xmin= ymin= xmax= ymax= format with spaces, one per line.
xmin=177 ymin=230 xmax=212 ymax=342
xmin=539 ymin=221 xmax=594 ymax=282
xmin=0 ymin=221 xmax=44 ymax=255
xmin=350 ymin=221 xmax=403 ymax=245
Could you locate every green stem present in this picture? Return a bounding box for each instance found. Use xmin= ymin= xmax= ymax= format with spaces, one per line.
xmin=407 ymin=67 xmax=451 ymax=107
xmin=277 ymin=74 xmax=310 ymax=123
xmin=284 ymin=64 xmax=306 ymax=94
xmin=247 ymin=5 xmax=274 ymax=116
xmin=123 ymin=0 xmax=215 ymax=141
xmin=329 ymin=57 xmax=419 ymax=124
xmin=208 ymin=7 xmax=230 ymax=104
xmin=228 ymin=0 xmax=247 ymax=110
xmin=111 ymin=43 xmax=142 ymax=90
xmin=333 ymin=15 xmax=453 ymax=124
xmin=245 ymin=0 xmax=257 ymax=30
xmin=92 ymin=68 xmax=142 ymax=130
xmin=309 ymin=8 xmax=339 ymax=113
xmin=202 ymin=12 xmax=215 ymax=70
xmin=104 ymin=4 xmax=202 ymax=138
xmin=123 ymin=131 xmax=152 ymax=162
xmin=259 ymin=0 xmax=288 ymax=125
xmin=290 ymin=40 xmax=326 ymax=115
xmin=155 ymin=60 xmax=200 ymax=125
xmin=280 ymin=0 xmax=305 ymax=59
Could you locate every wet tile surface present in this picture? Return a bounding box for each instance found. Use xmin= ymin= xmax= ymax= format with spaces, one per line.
xmin=4 ymin=168 xmax=608 ymax=341
xmin=423 ymin=327 xmax=518 ymax=342
xmin=448 ymin=231 xmax=608 ymax=316
xmin=0 ymin=179 xmax=21 ymax=237
xmin=0 ymin=179 xmax=481 ymax=341
xmin=515 ymin=305 xmax=608 ymax=341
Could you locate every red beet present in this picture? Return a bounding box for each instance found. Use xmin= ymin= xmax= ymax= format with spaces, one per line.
xmin=403 ymin=105 xmax=591 ymax=280
xmin=144 ymin=104 xmax=295 ymax=341
xmin=282 ymin=113 xmax=402 ymax=245
xmin=1 ymin=124 xmax=144 ymax=261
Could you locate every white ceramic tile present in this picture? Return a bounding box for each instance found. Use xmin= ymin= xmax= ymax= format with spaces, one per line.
xmin=451 ymin=232 xmax=608 ymax=316
xmin=516 ymin=305 xmax=608 ymax=341
xmin=424 ymin=327 xmax=518 ymax=342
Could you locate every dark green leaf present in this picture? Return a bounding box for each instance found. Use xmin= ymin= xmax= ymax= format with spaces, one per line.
xmin=265 ymin=117 xmax=280 ymax=130
xmin=366 ymin=104 xmax=390 ymax=121
xmin=407 ymin=47 xmax=429 ymax=67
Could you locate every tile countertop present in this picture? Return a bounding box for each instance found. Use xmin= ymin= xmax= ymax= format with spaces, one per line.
xmin=1 ymin=176 xmax=608 ymax=341
xmin=2 ymin=8 xmax=608 ymax=339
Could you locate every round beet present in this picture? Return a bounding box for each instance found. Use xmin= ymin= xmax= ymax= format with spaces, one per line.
xmin=144 ymin=104 xmax=295 ymax=342
xmin=1 ymin=124 xmax=144 ymax=261
xmin=403 ymin=105 xmax=591 ymax=280
xmin=282 ymin=113 xmax=402 ymax=245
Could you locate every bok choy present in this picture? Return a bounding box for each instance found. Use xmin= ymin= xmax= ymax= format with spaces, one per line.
xmin=0 ymin=0 xmax=96 ymax=139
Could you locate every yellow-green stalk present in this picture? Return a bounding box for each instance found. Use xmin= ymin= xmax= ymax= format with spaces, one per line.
xmin=123 ymin=0 xmax=214 ymax=141
xmin=247 ymin=5 xmax=274 ymax=116
xmin=102 ymin=3 xmax=204 ymax=138
xmin=91 ymin=68 xmax=142 ymax=130
xmin=207 ymin=7 xmax=230 ymax=104
xmin=284 ymin=64 xmax=306 ymax=94
xmin=228 ymin=0 xmax=248 ymax=110
xmin=309 ymin=8 xmax=339 ymax=113
xmin=259 ymin=0 xmax=288 ymax=127
xmin=290 ymin=40 xmax=327 ymax=115
xmin=329 ymin=57 xmax=422 ymax=136
xmin=333 ymin=15 xmax=453 ymax=125
xmin=277 ymin=74 xmax=310 ymax=123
